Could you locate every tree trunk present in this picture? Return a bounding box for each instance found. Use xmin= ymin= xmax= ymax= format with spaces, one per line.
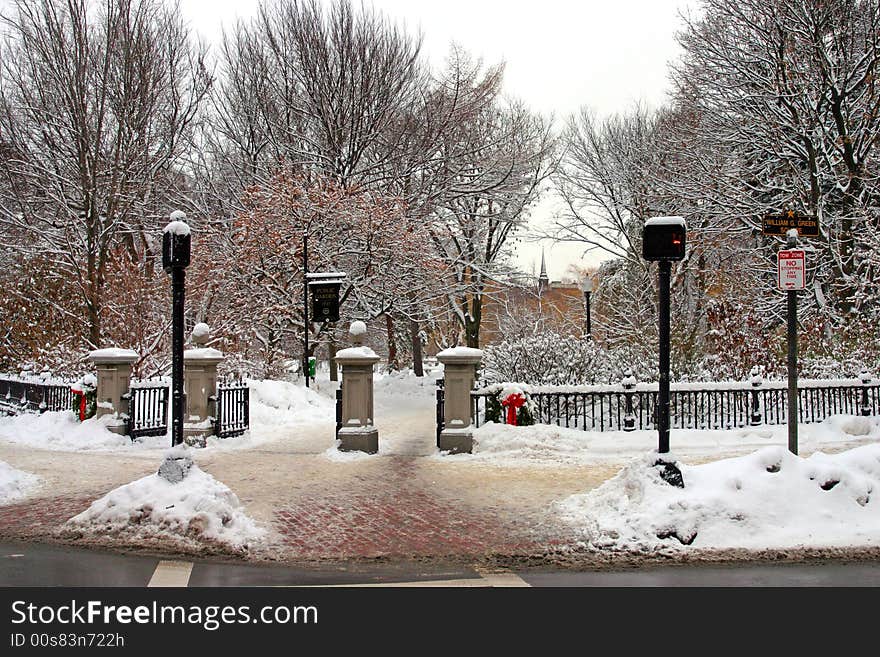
xmin=410 ymin=319 xmax=423 ymax=377
xmin=465 ymin=294 xmax=482 ymax=348
xmin=328 ymin=330 xmax=338 ymax=382
xmin=385 ymin=313 xmax=398 ymax=370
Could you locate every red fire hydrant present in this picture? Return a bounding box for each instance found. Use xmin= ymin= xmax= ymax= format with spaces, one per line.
xmin=501 ymin=393 xmax=526 ymax=426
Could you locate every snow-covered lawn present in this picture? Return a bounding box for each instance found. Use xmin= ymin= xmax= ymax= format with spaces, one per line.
xmin=557 ymin=444 xmax=880 ymax=552
xmin=461 ymin=414 xmax=879 ymax=466
xmin=0 ymin=460 xmax=40 ymax=504
xmin=0 ymin=378 xmax=337 ymax=453
xmin=66 ymin=446 xmax=265 ymax=550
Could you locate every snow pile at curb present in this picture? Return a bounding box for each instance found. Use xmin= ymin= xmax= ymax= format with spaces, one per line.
xmin=0 ymin=411 xmax=166 ymax=451
xmin=66 ymin=447 xmax=265 ymax=550
xmin=0 ymin=460 xmax=39 ymax=504
xmin=558 ymin=444 xmax=880 ymax=552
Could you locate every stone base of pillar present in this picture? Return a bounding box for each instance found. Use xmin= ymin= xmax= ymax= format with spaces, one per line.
xmin=338 ymin=426 xmax=378 ymax=454
xmin=439 ymin=427 xmax=473 ymax=454
xmin=183 ymin=424 xmax=212 ymax=448
xmin=105 ymin=419 xmax=128 ymax=436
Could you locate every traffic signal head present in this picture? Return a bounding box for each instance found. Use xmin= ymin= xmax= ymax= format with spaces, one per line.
xmin=643 ymin=217 xmax=687 ymax=261
xmin=162 ymin=212 xmax=191 ymax=272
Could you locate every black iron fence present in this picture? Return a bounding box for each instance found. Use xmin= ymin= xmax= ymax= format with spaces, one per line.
xmin=468 ymin=376 xmax=880 ymax=432
xmin=125 ymin=380 xmax=169 ymax=440
xmin=215 ymin=381 xmax=249 ymax=438
xmin=0 ymin=375 xmax=75 ymax=415
xmin=335 ymin=385 xmax=343 ymax=441
xmin=436 ymin=379 xmax=445 ymax=448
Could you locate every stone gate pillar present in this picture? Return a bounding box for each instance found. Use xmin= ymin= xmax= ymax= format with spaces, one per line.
xmin=437 ymin=347 xmax=483 ymax=454
xmin=88 ymin=348 xmax=139 ymax=435
xmin=335 ymin=321 xmax=380 ymax=453
xmin=183 ymin=323 xmax=224 ymax=447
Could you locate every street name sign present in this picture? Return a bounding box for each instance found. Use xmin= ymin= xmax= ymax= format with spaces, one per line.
xmin=762 ymin=210 xmax=819 ymax=236
xmin=777 ymin=249 xmax=806 ymax=290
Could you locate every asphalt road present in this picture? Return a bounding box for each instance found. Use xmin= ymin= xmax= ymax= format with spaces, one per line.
xmin=2 ymin=541 xmax=879 ymax=587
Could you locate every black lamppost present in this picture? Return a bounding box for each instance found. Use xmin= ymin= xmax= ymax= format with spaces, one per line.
xmin=163 ymin=210 xmax=191 ymax=447
xmin=581 ymin=276 xmax=594 ymax=338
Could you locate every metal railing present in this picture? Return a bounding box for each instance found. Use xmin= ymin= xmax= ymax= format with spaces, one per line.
xmin=468 ymin=376 xmax=880 ymax=432
xmin=335 ymin=385 xmax=343 ymax=441
xmin=126 ymin=380 xmax=169 ymax=440
xmin=215 ymin=381 xmax=249 ymax=438
xmin=0 ymin=375 xmax=75 ymax=415
xmin=436 ymin=379 xmax=445 ymax=448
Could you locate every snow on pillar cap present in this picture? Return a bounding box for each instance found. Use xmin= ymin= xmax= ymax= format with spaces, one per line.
xmin=192 ymin=322 xmax=211 ymax=346
xmin=437 ymin=346 xmax=483 ymax=364
xmin=88 ymin=348 xmax=139 ymax=364
xmin=350 ymin=321 xmax=367 ymax=346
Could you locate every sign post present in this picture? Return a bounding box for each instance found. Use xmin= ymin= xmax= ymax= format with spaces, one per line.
xmin=777 ymin=231 xmax=805 ymax=455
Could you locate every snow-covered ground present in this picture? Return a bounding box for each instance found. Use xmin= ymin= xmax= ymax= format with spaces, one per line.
xmin=0 ymin=368 xmax=878 ymax=557
xmin=557 ymin=444 xmax=880 ymax=552
xmin=462 ymin=413 xmax=879 ymax=466
xmin=66 ymin=446 xmax=264 ymax=550
xmin=0 ymin=377 xmax=338 ymax=453
xmin=0 ymin=460 xmax=40 ymax=504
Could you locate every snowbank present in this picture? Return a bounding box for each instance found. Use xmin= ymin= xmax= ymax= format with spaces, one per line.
xmin=0 ymin=460 xmax=39 ymax=504
xmin=0 ymin=379 xmax=338 ymax=453
xmin=0 ymin=411 xmax=167 ymax=452
xmin=247 ymin=378 xmax=336 ymax=428
xmin=558 ymin=444 xmax=880 ymax=552
xmin=461 ymin=415 xmax=880 ymax=466
xmin=67 ymin=447 xmax=264 ymax=550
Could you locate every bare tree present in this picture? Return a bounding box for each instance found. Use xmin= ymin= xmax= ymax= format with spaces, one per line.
xmin=0 ymin=0 xmax=211 ymax=359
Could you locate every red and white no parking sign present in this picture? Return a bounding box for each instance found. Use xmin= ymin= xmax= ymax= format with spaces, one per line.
xmin=777 ymin=249 xmax=806 ymax=290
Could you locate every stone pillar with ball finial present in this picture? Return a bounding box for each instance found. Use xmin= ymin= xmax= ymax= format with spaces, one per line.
xmin=334 ymin=321 xmax=380 ymax=453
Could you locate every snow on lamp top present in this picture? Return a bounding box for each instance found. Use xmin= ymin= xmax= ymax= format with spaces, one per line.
xmin=163 ymin=210 xmax=190 ymax=236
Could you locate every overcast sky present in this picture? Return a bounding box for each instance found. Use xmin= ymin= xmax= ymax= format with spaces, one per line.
xmin=182 ymin=0 xmax=702 ymax=280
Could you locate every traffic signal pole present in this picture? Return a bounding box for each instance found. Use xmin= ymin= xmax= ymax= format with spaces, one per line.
xmin=658 ymin=260 xmax=671 ymax=454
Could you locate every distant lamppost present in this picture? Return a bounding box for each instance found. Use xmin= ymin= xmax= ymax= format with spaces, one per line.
xmin=581 ymin=276 xmax=594 ymax=338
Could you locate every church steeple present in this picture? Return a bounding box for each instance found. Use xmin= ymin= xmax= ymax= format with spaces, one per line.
xmin=538 ymin=248 xmax=549 ymax=293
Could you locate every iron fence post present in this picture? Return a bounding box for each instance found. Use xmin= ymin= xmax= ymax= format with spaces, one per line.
xmin=750 ymin=367 xmax=763 ymax=425
xmin=622 ymin=368 xmax=636 ymax=432
xmin=860 ymin=368 xmax=872 ymax=417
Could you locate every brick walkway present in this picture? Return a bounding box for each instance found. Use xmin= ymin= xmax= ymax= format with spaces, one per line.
xmin=269 ymin=457 xmax=568 ymax=560
xmin=0 ymin=493 xmax=99 ymax=541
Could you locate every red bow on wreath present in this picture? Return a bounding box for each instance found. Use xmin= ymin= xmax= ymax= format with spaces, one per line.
xmin=71 ymin=388 xmax=86 ymax=421
xmin=501 ymin=393 xmax=525 ymax=426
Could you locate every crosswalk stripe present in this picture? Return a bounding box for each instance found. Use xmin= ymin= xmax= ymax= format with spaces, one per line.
xmin=148 ymin=560 xmax=193 ymax=587
xmin=478 ymin=571 xmax=531 ymax=587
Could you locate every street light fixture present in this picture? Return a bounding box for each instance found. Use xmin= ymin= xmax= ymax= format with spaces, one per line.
xmin=581 ymin=276 xmax=594 ymax=338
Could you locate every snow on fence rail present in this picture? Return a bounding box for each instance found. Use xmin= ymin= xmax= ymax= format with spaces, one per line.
xmin=467 ymin=373 xmax=880 ymax=432
xmin=0 ymin=373 xmax=75 ymax=415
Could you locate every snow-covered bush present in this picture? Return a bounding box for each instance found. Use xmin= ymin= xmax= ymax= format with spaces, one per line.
xmin=481 ymin=332 xmax=653 ymax=385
